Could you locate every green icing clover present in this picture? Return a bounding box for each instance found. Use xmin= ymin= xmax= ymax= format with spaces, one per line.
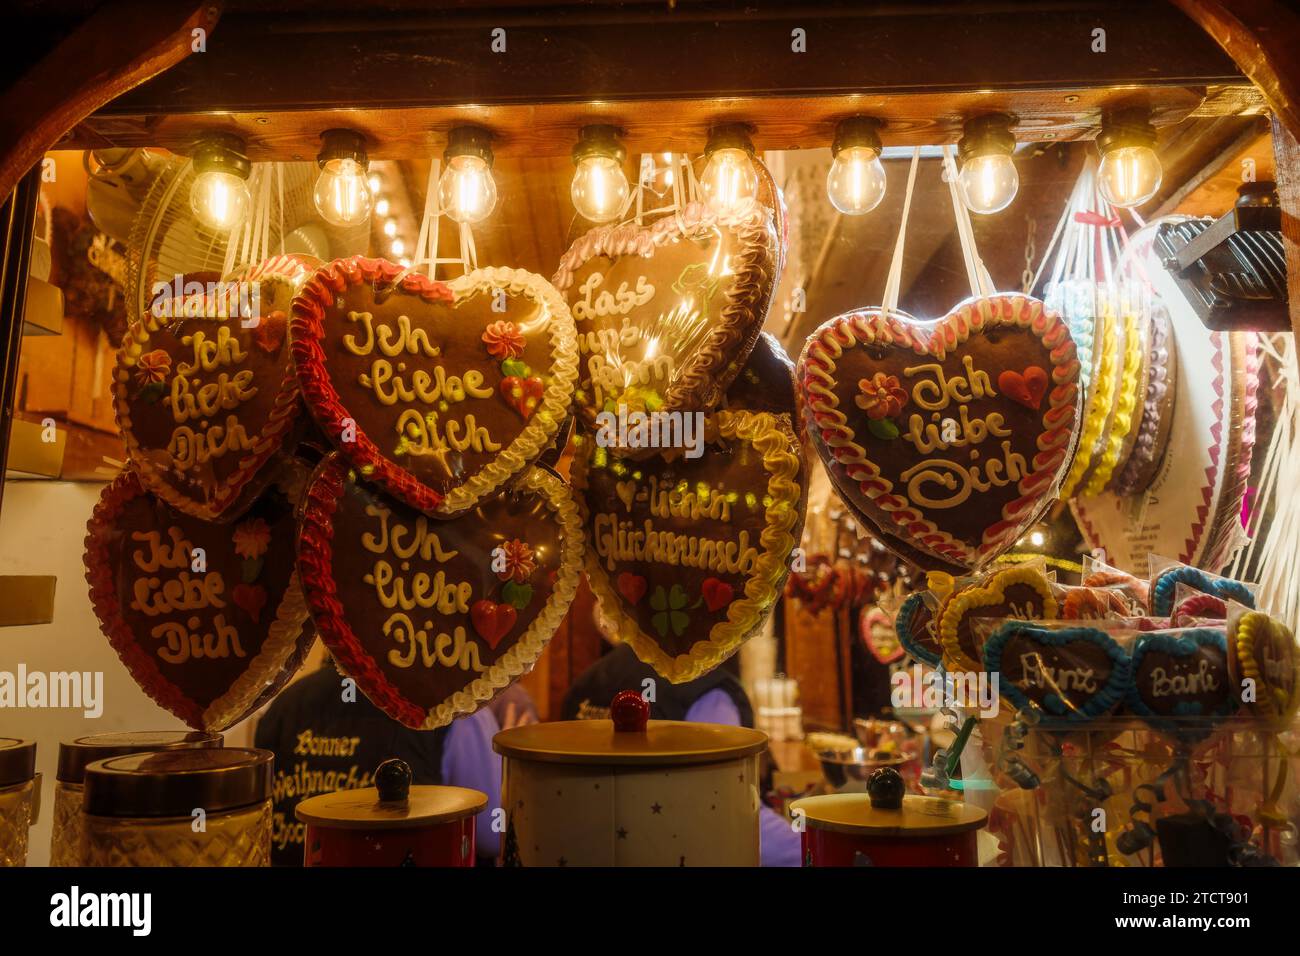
xmin=650 ymin=583 xmax=691 ymax=638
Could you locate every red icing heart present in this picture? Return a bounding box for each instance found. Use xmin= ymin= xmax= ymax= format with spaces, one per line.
xmin=231 ymin=583 xmax=268 ymax=623
xmin=471 ymin=600 xmax=518 ymax=649
xmin=115 ymin=255 xmax=314 ymax=520
xmin=997 ymin=366 xmax=1049 ymax=410
xmin=289 ymin=257 xmax=578 ymax=517
xmin=84 ymin=469 xmax=313 ymax=731
xmin=617 ymin=572 xmax=648 ymax=605
xmin=296 ymin=455 xmax=584 ymax=729
xmin=700 ymin=577 xmax=734 ymax=612
xmin=500 ymin=375 xmax=545 ymax=419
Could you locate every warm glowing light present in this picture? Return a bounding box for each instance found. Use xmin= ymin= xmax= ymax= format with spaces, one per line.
xmin=375 ymin=197 xmax=390 ymax=217
xmin=438 ymin=154 xmax=497 ymax=224
xmin=700 ymin=147 xmax=758 ymax=213
xmin=383 ymin=219 xmax=398 ymax=237
xmin=190 ymin=170 xmax=251 ymax=231
xmin=959 ymin=153 xmax=1019 ymax=215
xmin=827 ymin=145 xmax=886 ymax=215
xmin=1098 ymin=145 xmax=1162 ymax=208
xmin=313 ymin=157 xmax=372 ymax=226
xmin=390 ymin=238 xmax=405 ymax=257
xmin=571 ymin=154 xmax=630 ymax=223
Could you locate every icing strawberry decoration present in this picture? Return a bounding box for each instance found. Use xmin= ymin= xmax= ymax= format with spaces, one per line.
xmin=482 ymin=320 xmax=526 ymax=359
xmin=855 ymin=372 xmax=908 ymax=420
xmin=997 ymin=366 xmax=1049 ymax=410
xmin=232 ymin=582 xmax=268 ymax=624
xmin=501 ymin=375 xmax=545 ymax=418
xmin=700 ymin=577 xmax=734 ymax=612
xmin=471 ymin=600 xmax=517 ymax=650
xmin=253 ymin=309 xmax=288 ymax=353
xmin=617 ymin=572 xmax=648 ymax=605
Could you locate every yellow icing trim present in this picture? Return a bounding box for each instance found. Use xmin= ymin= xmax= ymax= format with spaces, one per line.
xmin=937 ymin=564 xmax=1057 ymax=673
xmin=1060 ymin=299 xmax=1117 ymax=498
xmin=423 ymin=466 xmax=586 ymax=729
xmin=577 ymin=409 xmax=802 ymax=683
xmin=1081 ymin=303 xmax=1142 ymax=496
xmin=1234 ymin=611 xmax=1300 ymax=725
xmin=436 ymin=267 xmax=580 ymax=516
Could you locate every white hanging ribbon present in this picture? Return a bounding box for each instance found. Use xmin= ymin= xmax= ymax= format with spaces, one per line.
xmin=881 ymin=148 xmax=920 ymax=317
xmin=408 ymin=158 xmax=476 ymax=281
xmin=942 ymin=145 xmax=993 ymax=299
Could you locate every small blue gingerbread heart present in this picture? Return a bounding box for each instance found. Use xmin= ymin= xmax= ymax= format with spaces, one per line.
xmin=1126 ymin=627 xmax=1237 ymax=740
xmin=983 ymin=623 xmax=1131 ymax=724
xmin=1151 ymin=566 xmax=1254 ymax=617
xmin=896 ymin=593 xmax=942 ymax=667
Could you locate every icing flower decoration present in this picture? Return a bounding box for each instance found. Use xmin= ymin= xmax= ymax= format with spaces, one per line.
xmin=253 ymin=309 xmax=288 ymax=353
xmin=135 ymin=349 xmax=172 ymax=386
xmin=855 ymin=372 xmax=908 ymax=420
xmin=482 ymin=320 xmax=526 ymax=360
xmin=496 ymin=538 xmax=536 ymax=583
xmin=232 ymin=518 xmax=272 ymax=560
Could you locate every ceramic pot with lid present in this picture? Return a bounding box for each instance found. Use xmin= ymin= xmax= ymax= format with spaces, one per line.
xmin=0 ymin=739 xmax=37 ymax=867
xmin=51 ymin=731 xmax=222 ymax=866
xmin=494 ymin=691 xmax=767 ymax=866
xmin=791 ymin=767 xmax=987 ymax=866
xmin=295 ymin=758 xmax=486 ymax=867
xmin=82 ymin=747 xmax=272 ymax=867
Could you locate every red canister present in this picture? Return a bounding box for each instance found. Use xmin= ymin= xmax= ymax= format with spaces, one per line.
xmin=295 ymin=759 xmax=485 ymax=867
xmin=792 ymin=767 xmax=986 ymax=867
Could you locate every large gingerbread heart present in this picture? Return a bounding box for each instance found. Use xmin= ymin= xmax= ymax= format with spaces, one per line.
xmin=574 ymin=409 xmax=804 ymax=682
xmin=84 ymin=467 xmax=313 ymax=731
xmin=296 ymin=455 xmax=584 ymax=729
xmin=983 ymin=622 xmax=1131 ymax=722
xmin=1226 ymin=608 xmax=1299 ymax=726
xmin=290 ymin=257 xmax=578 ymax=516
xmin=115 ymin=255 xmax=314 ymax=520
xmin=937 ymin=565 xmax=1057 ymax=673
xmin=1127 ymin=627 xmax=1236 ymax=738
xmin=552 ymin=200 xmax=779 ymax=440
xmin=797 ymin=294 xmax=1081 ymax=570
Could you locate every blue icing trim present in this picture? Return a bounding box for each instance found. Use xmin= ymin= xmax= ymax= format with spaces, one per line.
xmin=1126 ymin=627 xmax=1237 ymax=741
xmin=984 ymin=622 xmax=1132 ymax=724
xmin=896 ymin=593 xmax=941 ymax=667
xmin=1151 ymin=567 xmax=1256 ymax=616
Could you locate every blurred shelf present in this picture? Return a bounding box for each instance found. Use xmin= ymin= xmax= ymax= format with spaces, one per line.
xmin=4 ymin=417 xmax=66 ymax=479
xmin=0 ymin=575 xmax=56 ymax=626
xmin=23 ymin=276 xmax=62 ymax=336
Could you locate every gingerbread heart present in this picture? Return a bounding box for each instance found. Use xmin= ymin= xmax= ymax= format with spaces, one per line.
xmin=574 ymin=409 xmax=804 ymax=682
xmin=290 ymin=257 xmax=578 ymax=516
xmin=552 ymin=200 xmax=779 ymax=442
xmin=1170 ymin=592 xmax=1227 ymax=628
xmin=296 ymin=455 xmax=584 ymax=729
xmin=937 ymin=565 xmax=1058 ymax=673
xmin=1126 ymin=628 xmax=1236 ymax=738
xmin=115 ymin=255 xmax=314 ymax=521
xmin=895 ymin=592 xmax=942 ymax=667
xmin=1226 ymin=608 xmax=1299 ymax=725
xmin=797 ymin=294 xmax=1081 ymax=571
xmin=983 ymin=622 xmax=1131 ymax=722
xmin=84 ymin=467 xmax=313 ymax=731
xmin=1150 ymin=565 xmax=1255 ymax=617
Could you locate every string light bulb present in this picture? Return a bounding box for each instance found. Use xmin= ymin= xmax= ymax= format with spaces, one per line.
xmin=1097 ymin=107 xmax=1162 ymax=208
xmin=571 ymin=125 xmax=630 ymax=223
xmin=957 ymin=114 xmax=1019 ymax=215
xmin=189 ymin=133 xmax=252 ymax=232
xmin=439 ymin=126 xmax=497 ymax=225
xmin=313 ymin=129 xmax=372 ymax=227
xmin=700 ymin=124 xmax=759 ymax=214
xmin=826 ymin=116 xmax=886 ymax=215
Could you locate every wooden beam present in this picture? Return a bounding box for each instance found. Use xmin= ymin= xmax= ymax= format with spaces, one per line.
xmin=0 ymin=2 xmax=218 ymax=202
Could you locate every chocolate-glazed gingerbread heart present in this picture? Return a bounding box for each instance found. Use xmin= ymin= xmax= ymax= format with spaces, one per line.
xmin=84 ymin=467 xmax=313 ymax=731
xmin=798 ymin=294 xmax=1081 ymax=571
xmin=984 ymin=623 xmax=1131 ymax=722
xmin=291 ymin=257 xmax=578 ymax=516
xmin=574 ymin=409 xmax=804 ymax=682
xmin=1127 ymin=628 xmax=1236 ymax=737
xmin=553 ymin=200 xmax=779 ymax=441
xmin=115 ymin=255 xmax=314 ymax=521
xmin=296 ymin=455 xmax=584 ymax=729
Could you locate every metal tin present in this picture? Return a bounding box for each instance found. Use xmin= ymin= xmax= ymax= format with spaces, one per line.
xmin=791 ymin=791 xmax=987 ymax=866
xmin=50 ymin=731 xmax=222 ymax=867
xmin=495 ymin=718 xmax=767 ymax=866
xmin=295 ymin=760 xmax=485 ymax=867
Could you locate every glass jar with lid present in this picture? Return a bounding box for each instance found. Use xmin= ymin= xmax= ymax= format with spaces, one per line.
xmin=0 ymin=738 xmax=38 ymax=867
xmin=82 ymin=747 xmax=272 ymax=867
xmin=51 ymin=731 xmax=222 ymax=866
